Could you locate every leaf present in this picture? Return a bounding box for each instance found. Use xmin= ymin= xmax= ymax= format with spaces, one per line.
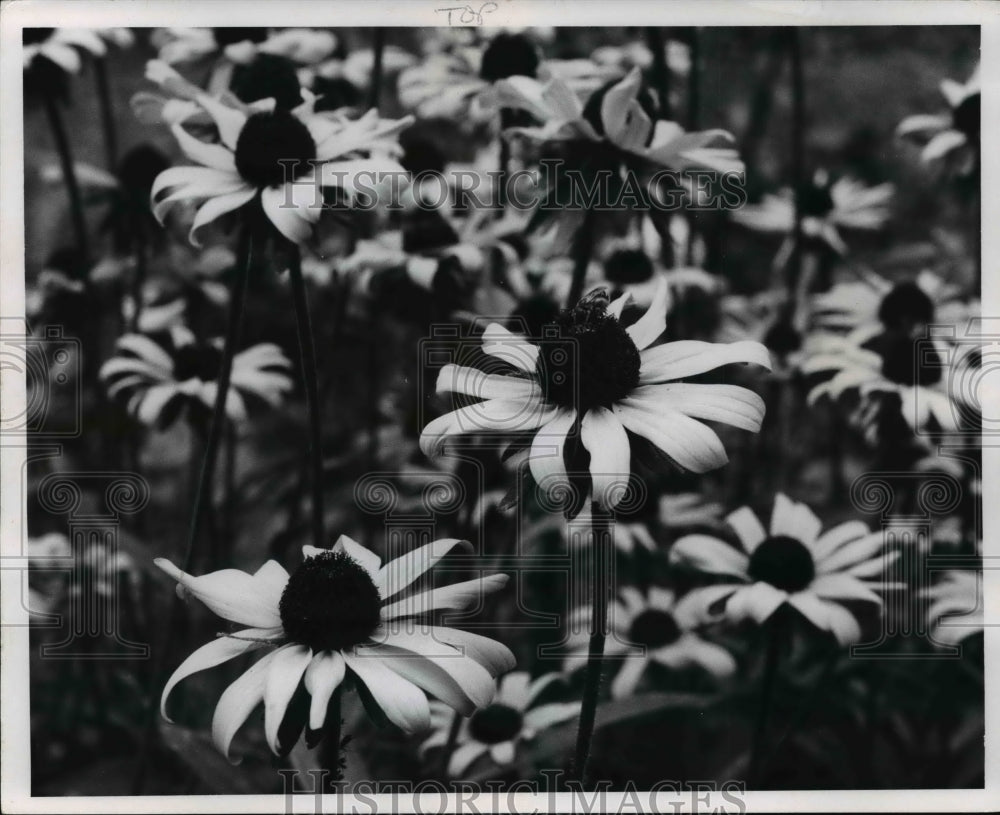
xmin=159 ymin=721 xmax=278 ymax=794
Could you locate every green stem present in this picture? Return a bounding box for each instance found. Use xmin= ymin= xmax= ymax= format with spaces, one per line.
xmin=748 ymin=619 xmax=782 ymax=788
xmin=569 ymin=502 xmax=613 ymax=785
xmin=42 ymin=93 xmax=89 ymax=271
xmin=288 ymin=246 xmax=325 ymax=551
xmin=94 ymin=57 xmax=118 ymax=171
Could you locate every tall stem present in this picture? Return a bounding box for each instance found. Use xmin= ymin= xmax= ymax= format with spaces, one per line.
xmin=94 ymin=57 xmax=118 ymax=171
xmin=646 ymin=27 xmax=670 ymax=121
xmin=569 ymin=502 xmax=613 ymax=785
xmin=368 ymin=28 xmax=386 ymax=111
xmin=130 ymin=227 xmax=252 ymax=794
xmin=42 ymin=94 xmax=89 ymax=270
xmin=787 ymin=28 xmax=806 ymax=295
xmin=566 ymin=209 xmax=596 ymax=309
xmin=748 ymin=618 xmax=782 ymax=788
xmin=288 ymin=247 xmax=325 ymax=551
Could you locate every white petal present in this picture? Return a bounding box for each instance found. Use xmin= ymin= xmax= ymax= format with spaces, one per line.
xmin=610 ymin=653 xmax=647 ymax=698
xmin=810 ymin=574 xmax=882 ymax=604
xmin=669 ymin=534 xmax=749 ymax=578
xmin=420 ymin=397 xmax=555 ymax=458
xmin=788 ymin=594 xmax=860 ymax=646
xmin=811 ymin=521 xmax=870 ymax=563
xmin=448 ymin=741 xmax=489 ymax=777
xmin=922 ymin=129 xmax=966 ymax=162
xmin=170 ymin=123 xmax=237 ymax=173
xmin=343 ymin=652 xmax=431 ymax=732
xmin=528 ymin=409 xmax=577 ymax=500
xmin=816 ymin=531 xmax=886 ymax=574
xmin=212 ymin=648 xmax=278 ymax=762
xmin=376 ymin=538 xmax=465 ymax=599
xmin=197 ymin=94 xmax=248 ymax=150
xmin=491 ymin=740 xmax=517 ymax=764
xmin=726 ymin=583 xmax=787 ymax=624
xmin=188 ymin=187 xmax=256 ymax=246
xmin=498 ymin=672 xmax=531 ymax=710
xmin=639 ymin=340 xmax=772 ymax=384
xmin=726 ymin=507 xmax=767 ymax=553
xmin=264 ymin=644 xmax=312 ymax=753
xmin=481 ymin=323 xmax=540 ymax=373
xmin=629 ymin=383 xmax=766 ymax=432
xmin=332 ymin=534 xmax=381 ymax=579
xmin=155 ymin=558 xmax=282 ymax=628
xmin=261 ymin=184 xmax=314 ymax=244
xmin=625 ymin=276 xmax=670 ymax=350
xmin=581 ymin=407 xmax=631 ymax=510
xmin=523 ymin=701 xmax=578 ymax=732
xmin=422 ymin=626 xmax=517 ymax=677
xmin=614 ymin=402 xmax=728 ymax=473
xmin=161 ymin=629 xmax=282 ymax=720
xmin=435 ymin=364 xmax=540 ymax=401
xmin=381 ymin=574 xmax=509 ymax=620
xmin=304 ymin=650 xmax=346 ymax=731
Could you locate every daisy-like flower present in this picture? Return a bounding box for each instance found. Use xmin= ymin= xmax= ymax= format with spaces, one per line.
xmin=897 ymin=64 xmax=979 ymax=173
xmin=925 ymin=569 xmax=984 ymax=646
xmin=420 ymin=279 xmax=771 ymax=516
xmin=731 ymin=170 xmax=893 ymax=258
xmin=564 ymin=587 xmax=736 ymax=698
xmin=670 ymin=494 xmax=896 ymax=645
xmin=421 ymin=672 xmax=578 ymax=775
xmin=99 ymin=326 xmax=293 ymax=428
xmin=156 ymin=535 xmax=514 ymax=758
xmin=151 ymin=91 xmax=411 ymax=245
xmin=802 ymin=282 xmax=977 ymax=435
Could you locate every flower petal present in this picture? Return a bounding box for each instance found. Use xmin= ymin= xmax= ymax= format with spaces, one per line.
xmin=726 ymin=507 xmax=767 ymax=554
xmin=435 ymin=364 xmax=540 ymax=401
xmin=170 ymin=123 xmax=237 ymax=173
xmin=498 ymin=672 xmax=531 ymax=710
xmin=304 ymin=650 xmax=346 ymax=732
xmin=420 ymin=398 xmax=555 ymax=459
xmin=212 ymin=647 xmax=279 ymax=762
xmin=670 ymin=534 xmax=749 ymax=578
xmin=610 ymin=652 xmax=647 ymax=698
xmin=788 ymin=594 xmax=861 ymax=646
xmin=581 ymin=407 xmax=631 ymax=510
xmin=261 ymin=184 xmax=314 ymax=244
xmin=491 ymin=741 xmax=517 ymax=765
xmin=624 ymin=276 xmax=670 ymax=350
xmin=528 ymin=409 xmax=577 ymax=499
xmin=614 ymin=402 xmax=728 ymax=473
xmin=332 ymin=534 xmax=382 ymax=580
xmin=481 ymin=323 xmax=540 ymax=373
xmin=448 ymin=741 xmax=489 ymax=777
xmin=816 ymin=531 xmax=888 ymax=575
xmin=197 ymin=94 xmax=248 ymax=150
xmin=810 ymin=573 xmax=882 ymax=604
xmin=376 ymin=538 xmax=467 ymax=599
xmin=188 ymin=187 xmax=256 ymax=246
xmin=264 ymin=644 xmax=312 ymax=753
xmin=155 ymin=558 xmax=282 ymax=628
xmin=639 ymin=340 xmax=772 ymax=384
xmin=422 ymin=626 xmax=517 ymax=677
xmin=726 ymin=583 xmax=787 ymax=624
xmin=811 ymin=520 xmax=870 ymax=563
xmin=381 ymin=574 xmax=509 ymax=620
xmin=629 ymin=383 xmax=766 ymax=432
xmin=343 ymin=652 xmax=431 ymax=732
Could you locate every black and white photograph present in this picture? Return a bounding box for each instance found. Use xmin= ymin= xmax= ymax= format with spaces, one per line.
xmin=0 ymin=1 xmax=996 ymax=812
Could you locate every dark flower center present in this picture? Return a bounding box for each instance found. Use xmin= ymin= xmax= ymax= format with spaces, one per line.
xmin=234 ymin=110 xmax=317 ymax=189
xmin=172 ymin=342 xmax=224 ymax=383
xmin=313 ymin=76 xmax=362 ymax=113
xmin=468 ymin=703 xmax=524 ymax=744
xmin=952 ymin=92 xmax=980 ymax=142
xmin=24 ymin=28 xmax=55 ymax=45
xmin=796 ymin=182 xmax=834 ymax=218
xmin=279 ymin=551 xmax=383 ymax=652
xmin=536 ymin=292 xmax=641 ymax=411
xmin=748 ymin=535 xmax=815 ymax=593
xmin=763 ymin=318 xmax=802 ymax=356
xmin=863 ymin=331 xmax=943 ymax=388
xmin=627 ymin=609 xmax=682 ymax=649
xmin=231 ymin=54 xmax=303 ymax=111
xmin=582 ymin=78 xmax=659 ymax=146
xmin=480 ymin=33 xmax=540 ymax=81
xmin=604 ymin=249 xmax=654 ymax=285
xmin=878 ymin=281 xmax=935 ymax=333
xmin=213 ymin=27 xmax=269 ymax=48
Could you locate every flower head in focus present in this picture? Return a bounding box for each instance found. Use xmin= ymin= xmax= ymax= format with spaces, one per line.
xmin=671 ymin=495 xmax=896 ymax=645
xmin=150 ymin=90 xmax=412 ymax=245
xmin=564 ymin=587 xmax=736 ymax=698
xmin=155 ymin=536 xmax=514 ymax=759
xmin=421 ymin=279 xmax=771 ymax=518
xmin=897 ymin=64 xmax=979 ymax=174
xmin=421 ymin=672 xmax=577 ymax=775
xmin=99 ymin=326 xmax=293 ymax=428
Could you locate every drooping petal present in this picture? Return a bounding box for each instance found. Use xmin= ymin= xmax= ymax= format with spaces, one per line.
xmin=481 ymin=323 xmax=540 ymax=373
xmin=435 ymin=364 xmax=540 ymax=401
xmin=624 ymin=276 xmax=670 ymax=350
xmin=155 ymin=558 xmax=283 ymax=628
xmin=639 ymin=340 xmax=772 ymax=384
xmin=788 ymin=593 xmax=861 ymax=646
xmin=197 ymin=94 xmax=248 ymax=150
xmin=188 ymin=187 xmax=257 ymax=246
xmin=581 ymin=407 xmax=631 ymax=511
xmin=212 ymin=647 xmax=280 ymax=762
xmin=448 ymin=741 xmax=489 ymax=777
xmin=161 ymin=629 xmax=283 ymax=720
xmin=528 ymin=409 xmax=577 ymax=501
xmin=614 ymin=402 xmax=728 ymax=473
xmin=610 ymin=652 xmax=647 ymax=698
xmin=261 ymin=184 xmax=314 ymax=244
xmin=264 ymin=644 xmax=312 ymax=753
xmin=669 ymin=534 xmax=749 ymax=578
xmin=629 ymin=383 xmax=766 ymax=432
xmin=422 ymin=626 xmax=517 ymax=677
xmin=725 ymin=582 xmax=787 ymax=624
xmin=420 ymin=398 xmax=555 ymax=459
xmin=304 ymin=650 xmax=346 ymax=732
xmin=381 ymin=574 xmax=509 ymax=620
xmin=376 ymin=538 xmax=467 ymax=599
xmin=343 ymin=652 xmax=431 ymax=732
xmin=170 ymin=123 xmax=238 ymax=173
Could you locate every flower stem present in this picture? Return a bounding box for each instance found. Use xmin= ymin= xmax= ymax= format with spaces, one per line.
xmin=130 ymin=227 xmax=252 ymax=794
xmin=748 ymin=616 xmax=783 ymax=788
xmin=287 ymin=246 xmax=325 ymax=551
xmin=94 ymin=56 xmax=118 ymax=171
xmin=566 ymin=209 xmax=596 ymax=308
xmin=42 ymin=93 xmax=89 ymax=271
xmin=368 ymin=28 xmax=386 ymax=111
xmin=569 ymin=502 xmax=614 ymax=785
xmin=787 ymin=27 xmax=806 ymax=295
xmin=646 ymin=27 xmax=670 ymax=120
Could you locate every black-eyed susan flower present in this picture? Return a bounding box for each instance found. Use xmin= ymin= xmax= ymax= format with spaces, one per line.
xmin=731 ymin=169 xmax=893 ymax=258
xmin=151 ymin=92 xmax=411 ymax=245
xmin=564 ymin=587 xmax=736 ymax=698
xmin=99 ymin=326 xmax=293 ymax=428
xmin=421 ymin=279 xmax=770 ymax=516
xmin=421 ymin=671 xmax=577 ymax=775
xmin=897 ymin=64 xmax=979 ymax=174
xmin=670 ymin=495 xmax=896 ymax=645
xmin=156 ymin=535 xmax=514 ymax=758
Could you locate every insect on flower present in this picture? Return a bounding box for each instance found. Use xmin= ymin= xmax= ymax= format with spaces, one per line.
xmin=421 ymin=278 xmax=771 ymax=517
xmin=156 ymin=536 xmax=514 ymax=759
